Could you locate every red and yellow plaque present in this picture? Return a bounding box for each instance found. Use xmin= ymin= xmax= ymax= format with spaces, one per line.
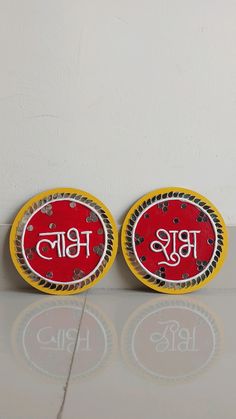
xmin=121 ymin=187 xmax=227 ymax=294
xmin=10 ymin=188 xmax=118 ymax=294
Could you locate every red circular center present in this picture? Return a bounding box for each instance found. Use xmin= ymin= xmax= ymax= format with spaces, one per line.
xmin=23 ymin=200 xmax=106 ymax=283
xmin=133 ymin=199 xmax=216 ymax=281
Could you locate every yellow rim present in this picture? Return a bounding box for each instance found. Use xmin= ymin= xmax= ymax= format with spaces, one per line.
xmin=121 ymin=187 xmax=228 ymax=294
xmin=10 ymin=188 xmax=118 ymax=295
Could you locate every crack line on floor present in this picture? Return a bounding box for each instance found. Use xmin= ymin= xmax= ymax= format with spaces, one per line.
xmin=56 ymin=291 xmax=88 ymax=419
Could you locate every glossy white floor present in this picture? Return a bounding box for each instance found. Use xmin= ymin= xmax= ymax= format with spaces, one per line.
xmin=0 ymin=229 xmax=236 ymax=418
xmin=0 ymin=288 xmax=235 ymax=418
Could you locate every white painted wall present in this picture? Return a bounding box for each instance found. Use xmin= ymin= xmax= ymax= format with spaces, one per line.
xmin=0 ymin=0 xmax=236 ymax=225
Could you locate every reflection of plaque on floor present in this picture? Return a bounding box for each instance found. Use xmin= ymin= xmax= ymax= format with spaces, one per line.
xmin=121 ymin=297 xmax=221 ymax=383
xmin=12 ymin=297 xmax=116 ymax=381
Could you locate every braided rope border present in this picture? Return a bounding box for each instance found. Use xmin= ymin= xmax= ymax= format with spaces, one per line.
xmin=13 ymin=191 xmax=116 ymax=294
xmin=123 ymin=190 xmax=225 ymax=292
